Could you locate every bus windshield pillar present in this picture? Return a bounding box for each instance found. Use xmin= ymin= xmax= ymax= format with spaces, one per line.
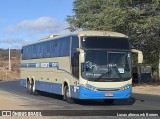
xmin=77 ymin=48 xmax=85 ymax=63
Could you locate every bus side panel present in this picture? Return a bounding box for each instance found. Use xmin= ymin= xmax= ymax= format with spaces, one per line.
xmin=20 ymin=57 xmax=71 ymax=95
xmin=35 ymin=80 xmax=62 ymax=95
xmin=20 ymin=79 xmax=26 ymax=88
xmin=70 ymin=85 xmax=80 ymax=99
xmin=20 ymin=79 xmax=63 ymax=95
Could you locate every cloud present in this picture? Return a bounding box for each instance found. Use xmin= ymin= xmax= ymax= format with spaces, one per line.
xmin=0 ymin=38 xmax=26 ymax=44
xmin=5 ymin=17 xmax=68 ymax=35
xmin=0 ymin=38 xmax=27 ymax=49
xmin=1 ymin=17 xmax=70 ymax=49
xmin=0 ymin=19 xmax=6 ymax=23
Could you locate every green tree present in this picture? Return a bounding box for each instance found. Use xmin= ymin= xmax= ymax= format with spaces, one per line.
xmin=67 ymin=0 xmax=160 ymax=70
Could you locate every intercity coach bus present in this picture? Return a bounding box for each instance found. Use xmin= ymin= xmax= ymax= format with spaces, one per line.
xmin=20 ymin=31 xmax=143 ymax=104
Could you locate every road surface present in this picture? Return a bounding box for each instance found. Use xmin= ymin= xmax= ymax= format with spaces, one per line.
xmin=0 ymin=80 xmax=159 ymax=118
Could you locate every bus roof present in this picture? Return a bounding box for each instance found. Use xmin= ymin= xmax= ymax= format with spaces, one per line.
xmin=23 ymin=30 xmax=128 ymax=47
xmin=76 ymin=31 xmax=128 ymax=38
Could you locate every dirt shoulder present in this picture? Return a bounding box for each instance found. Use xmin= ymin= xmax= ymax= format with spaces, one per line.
xmin=0 ymin=90 xmax=54 ymax=119
xmin=0 ymin=90 xmax=38 ymax=110
xmin=0 ymin=71 xmax=20 ymax=80
xmin=132 ymin=82 xmax=160 ymax=96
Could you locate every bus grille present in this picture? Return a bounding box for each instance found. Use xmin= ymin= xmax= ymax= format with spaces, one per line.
xmin=97 ymin=88 xmax=120 ymax=92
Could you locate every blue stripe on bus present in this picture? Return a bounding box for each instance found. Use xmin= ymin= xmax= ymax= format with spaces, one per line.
xmin=20 ymin=79 xmax=79 ymax=98
xmin=20 ymin=79 xmax=62 ymax=95
xmin=20 ymin=62 xmax=59 ymax=69
xmin=20 ymin=79 xmax=131 ymax=99
xmin=20 ymin=79 xmax=26 ymax=87
xmin=70 ymin=85 xmax=80 ymax=98
xmin=35 ymin=80 xmax=62 ymax=95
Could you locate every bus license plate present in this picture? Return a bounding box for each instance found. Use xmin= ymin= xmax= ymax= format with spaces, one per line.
xmin=105 ymin=93 xmax=113 ymax=97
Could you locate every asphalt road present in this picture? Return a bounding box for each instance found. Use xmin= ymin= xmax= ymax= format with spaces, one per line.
xmin=0 ymin=80 xmax=159 ymax=118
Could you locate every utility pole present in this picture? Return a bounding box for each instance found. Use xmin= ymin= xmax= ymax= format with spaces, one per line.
xmin=9 ymin=44 xmax=11 ymax=71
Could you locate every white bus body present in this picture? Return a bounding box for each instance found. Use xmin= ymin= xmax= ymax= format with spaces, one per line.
xmin=20 ymin=31 xmax=143 ymax=103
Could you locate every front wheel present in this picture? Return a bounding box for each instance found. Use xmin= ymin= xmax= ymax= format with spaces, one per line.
xmin=63 ymin=85 xmax=74 ymax=104
xmin=103 ymin=99 xmax=114 ymax=105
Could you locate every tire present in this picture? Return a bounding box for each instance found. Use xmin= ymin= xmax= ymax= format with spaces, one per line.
xmin=103 ymin=99 xmax=114 ymax=105
xmin=27 ymin=80 xmax=37 ymax=95
xmin=27 ymin=81 xmax=33 ymax=94
xmin=63 ymin=85 xmax=74 ymax=104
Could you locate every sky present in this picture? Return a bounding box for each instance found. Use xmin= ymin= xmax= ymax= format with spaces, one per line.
xmin=0 ymin=0 xmax=75 ymax=49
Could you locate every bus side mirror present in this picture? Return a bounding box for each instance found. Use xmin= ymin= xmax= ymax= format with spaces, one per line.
xmin=77 ymin=48 xmax=85 ymax=63
xmin=131 ymin=49 xmax=143 ymax=63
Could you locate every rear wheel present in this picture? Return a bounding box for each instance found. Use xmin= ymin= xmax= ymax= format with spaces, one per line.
xmin=63 ymin=85 xmax=74 ymax=104
xmin=27 ymin=81 xmax=33 ymax=94
xmin=103 ymin=99 xmax=114 ymax=105
xmin=27 ymin=80 xmax=37 ymax=95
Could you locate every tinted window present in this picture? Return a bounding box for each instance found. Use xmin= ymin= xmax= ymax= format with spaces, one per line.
xmin=81 ymin=37 xmax=130 ymax=50
xmin=37 ymin=43 xmax=44 ymax=58
xmin=22 ymin=36 xmax=70 ymax=60
xmin=71 ymin=36 xmax=79 ymax=78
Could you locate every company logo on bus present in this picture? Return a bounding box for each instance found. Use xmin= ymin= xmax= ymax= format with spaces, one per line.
xmin=20 ymin=62 xmax=59 ymax=69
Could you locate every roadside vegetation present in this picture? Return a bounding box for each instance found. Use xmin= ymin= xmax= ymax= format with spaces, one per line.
xmin=0 ymin=0 xmax=160 ymax=97
xmin=0 ymin=49 xmax=20 ymax=80
xmin=67 ymin=0 xmax=160 ymax=75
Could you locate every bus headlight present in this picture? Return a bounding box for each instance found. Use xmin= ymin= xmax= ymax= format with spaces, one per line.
xmin=81 ymin=84 xmax=97 ymax=91
xmin=120 ymin=84 xmax=131 ymax=91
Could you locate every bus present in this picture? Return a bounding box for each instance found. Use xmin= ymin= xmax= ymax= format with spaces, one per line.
xmin=20 ymin=31 xmax=143 ymax=104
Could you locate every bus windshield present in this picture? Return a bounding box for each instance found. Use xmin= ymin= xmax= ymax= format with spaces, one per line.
xmin=81 ymin=50 xmax=131 ymax=82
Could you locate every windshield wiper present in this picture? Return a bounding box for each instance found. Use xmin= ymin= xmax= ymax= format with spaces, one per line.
xmin=94 ymin=70 xmax=111 ymax=81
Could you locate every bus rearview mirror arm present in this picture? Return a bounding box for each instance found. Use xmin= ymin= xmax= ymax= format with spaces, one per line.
xmin=77 ymin=48 xmax=85 ymax=63
xmin=131 ymin=49 xmax=143 ymax=64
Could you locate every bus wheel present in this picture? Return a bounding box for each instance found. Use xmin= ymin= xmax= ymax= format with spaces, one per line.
xmin=64 ymin=85 xmax=74 ymax=104
xmin=27 ymin=80 xmax=37 ymax=95
xmin=31 ymin=80 xmax=37 ymax=95
xmin=103 ymin=99 xmax=114 ymax=105
xmin=27 ymin=81 xmax=33 ymax=94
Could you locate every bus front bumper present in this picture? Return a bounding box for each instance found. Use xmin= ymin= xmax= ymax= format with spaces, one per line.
xmin=78 ymin=86 xmax=132 ymax=99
